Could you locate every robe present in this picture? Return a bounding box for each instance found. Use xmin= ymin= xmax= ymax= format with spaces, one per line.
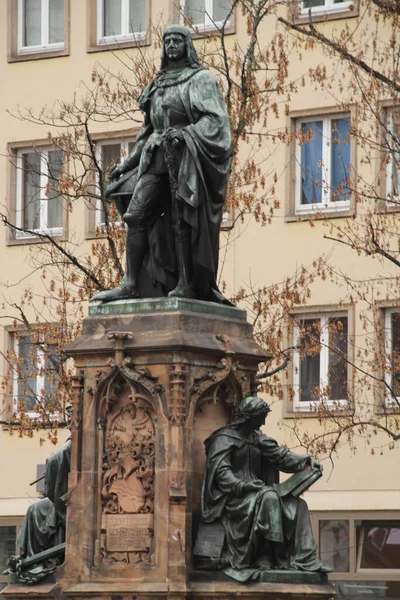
xmin=201 ymin=426 xmax=325 ymax=580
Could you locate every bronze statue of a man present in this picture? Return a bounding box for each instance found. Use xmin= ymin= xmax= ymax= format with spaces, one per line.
xmin=198 ymin=397 xmax=331 ymax=581
xmin=92 ymin=25 xmax=232 ymax=304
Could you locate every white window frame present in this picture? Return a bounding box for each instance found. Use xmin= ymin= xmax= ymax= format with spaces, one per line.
xmin=180 ymin=0 xmax=232 ymax=31
xmin=12 ymin=333 xmax=56 ymax=419
xmin=97 ymin=0 xmax=146 ymax=45
xmin=384 ymin=308 xmax=400 ymax=407
xmin=292 ymin=313 xmax=348 ymax=412
xmin=299 ymin=0 xmax=353 ymax=17
xmin=386 ymin=108 xmax=400 ymax=206
xmin=15 ymin=148 xmax=63 ymax=239
xmin=295 ymin=113 xmax=351 ymax=215
xmin=95 ymin=138 xmax=135 ymax=227
xmin=17 ymin=0 xmax=65 ymax=55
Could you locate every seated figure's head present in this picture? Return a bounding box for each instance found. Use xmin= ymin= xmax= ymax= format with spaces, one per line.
xmin=161 ymin=25 xmax=201 ymax=70
xmin=236 ymin=396 xmax=271 ymax=430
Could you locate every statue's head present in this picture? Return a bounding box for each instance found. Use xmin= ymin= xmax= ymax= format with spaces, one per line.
xmin=235 ymin=396 xmax=271 ymax=429
xmin=160 ymin=25 xmax=202 ymax=70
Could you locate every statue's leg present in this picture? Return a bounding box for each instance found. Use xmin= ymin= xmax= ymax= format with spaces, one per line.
xmin=90 ymin=174 xmax=164 ymax=302
xmin=168 ymin=214 xmax=195 ymax=299
xmin=288 ymin=498 xmax=332 ymax=572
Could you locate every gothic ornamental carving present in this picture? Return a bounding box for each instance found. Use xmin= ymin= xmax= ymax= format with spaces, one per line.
xmin=96 ymin=367 xmax=158 ymax=566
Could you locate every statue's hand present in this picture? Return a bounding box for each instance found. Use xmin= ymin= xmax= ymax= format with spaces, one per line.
xmin=243 ymin=479 xmax=265 ymax=493
xmin=109 ymin=163 xmax=127 ymax=181
xmin=308 ymin=457 xmax=323 ymax=472
xmin=165 ymin=128 xmax=185 ymax=147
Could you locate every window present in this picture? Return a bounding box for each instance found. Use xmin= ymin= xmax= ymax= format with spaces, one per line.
xmin=384 ymin=309 xmax=400 ymax=405
xmin=0 ymin=521 xmax=22 ymax=589
xmin=386 ymin=109 xmax=400 ymax=204
xmin=95 ymin=138 xmax=135 ymax=226
xmin=292 ymin=314 xmax=348 ymax=411
xmin=181 ymin=0 xmax=232 ymax=30
xmin=312 ymin=512 xmax=400 ymax=599
xmin=15 ymin=148 xmax=64 ymax=238
xmin=299 ymin=0 xmax=353 ymax=17
xmin=17 ymin=0 xmax=64 ymax=55
xmin=97 ymin=0 xmax=146 ymax=44
xmin=12 ymin=332 xmax=60 ymax=416
xmin=295 ymin=114 xmax=351 ymax=215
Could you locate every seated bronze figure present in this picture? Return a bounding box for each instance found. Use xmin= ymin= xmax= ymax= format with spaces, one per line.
xmin=195 ymin=396 xmax=331 ymax=582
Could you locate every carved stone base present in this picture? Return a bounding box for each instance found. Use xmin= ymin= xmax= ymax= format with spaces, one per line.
xmin=2 ymin=299 xmax=334 ymax=600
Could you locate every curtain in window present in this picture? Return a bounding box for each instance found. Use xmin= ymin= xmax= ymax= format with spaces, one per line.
xmin=47 ymin=150 xmax=63 ymax=229
xmin=391 ymin=111 xmax=400 ymax=196
xmin=49 ymin=0 xmax=64 ymax=43
xmin=331 ymin=118 xmax=350 ymax=202
xmin=300 ymin=121 xmax=323 ymax=204
xmin=23 ymin=152 xmax=41 ymax=230
xmin=24 ymin=0 xmax=41 ymax=47
xmin=213 ymin=0 xmax=231 ymax=22
xmin=129 ymin=0 xmax=146 ymax=33
xmin=100 ymin=143 xmax=121 ymax=222
xmin=328 ymin=317 xmax=348 ymax=400
xmin=319 ymin=520 xmax=350 ymax=572
xmin=16 ymin=336 xmax=38 ymax=412
xmin=185 ymin=0 xmax=206 ymax=25
xmin=104 ymin=0 xmax=122 ymax=36
xmin=299 ymin=319 xmax=321 ymax=403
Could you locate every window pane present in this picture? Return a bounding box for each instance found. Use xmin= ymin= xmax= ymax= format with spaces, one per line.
xmin=49 ymin=0 xmax=64 ymax=43
xmin=303 ymin=0 xmax=325 ymax=8
xmin=300 ymin=121 xmax=323 ymax=204
xmin=390 ymin=110 xmax=400 ymax=197
xmin=47 ymin=150 xmax=63 ymax=229
xmin=319 ymin=520 xmax=350 ymax=572
xmin=129 ymin=0 xmax=146 ymax=33
xmin=331 ymin=118 xmax=350 ymax=202
xmin=100 ymin=144 xmax=121 ymax=222
xmin=328 ymin=317 xmax=348 ymax=400
xmin=357 ymin=522 xmax=400 ymax=569
xmin=185 ymin=0 xmax=206 ymax=26
xmin=0 ymin=526 xmax=16 ymax=572
xmin=44 ymin=345 xmax=59 ymax=399
xmin=391 ymin=312 xmax=400 ymax=396
xmin=22 ymin=152 xmax=41 ymax=230
xmin=16 ymin=335 xmax=38 ymax=412
xmin=213 ymin=0 xmax=231 ymax=22
xmin=104 ymin=0 xmax=122 ymax=36
xmin=299 ymin=319 xmax=321 ymax=403
xmin=24 ymin=0 xmax=41 ymax=47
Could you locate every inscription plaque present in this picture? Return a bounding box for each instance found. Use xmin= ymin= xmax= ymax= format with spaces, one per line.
xmin=105 ymin=514 xmax=153 ymax=552
xmin=193 ymin=521 xmax=225 ymax=558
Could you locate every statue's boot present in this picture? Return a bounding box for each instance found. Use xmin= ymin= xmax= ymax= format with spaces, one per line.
xmin=168 ymin=228 xmax=195 ymax=299
xmin=90 ymin=229 xmax=147 ymax=302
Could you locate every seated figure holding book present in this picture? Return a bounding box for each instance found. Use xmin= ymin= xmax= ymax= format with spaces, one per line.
xmin=197 ymin=396 xmax=331 ymax=581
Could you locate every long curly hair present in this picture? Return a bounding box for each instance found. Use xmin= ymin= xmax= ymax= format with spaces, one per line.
xmin=160 ymin=25 xmax=202 ymax=71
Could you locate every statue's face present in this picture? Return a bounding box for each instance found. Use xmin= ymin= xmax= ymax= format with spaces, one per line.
xmin=164 ymin=33 xmax=186 ymax=62
xmin=249 ymin=413 xmax=267 ymax=430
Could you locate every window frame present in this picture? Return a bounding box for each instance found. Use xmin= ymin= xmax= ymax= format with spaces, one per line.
xmin=294 ymin=113 xmax=352 ymax=216
xmin=11 ymin=330 xmax=61 ymax=420
xmin=292 ymin=312 xmax=349 ymax=412
xmin=385 ymin=108 xmax=400 ymax=206
xmin=311 ymin=511 xmax=400 ymax=581
xmin=94 ymin=137 xmax=136 ymax=228
xmin=8 ymin=0 xmax=69 ymax=62
xmin=384 ymin=308 xmax=400 ymax=407
xmin=96 ymin=0 xmax=147 ymax=46
xmin=180 ymin=0 xmax=233 ymax=32
xmin=299 ymin=0 xmax=354 ymax=17
xmin=13 ymin=146 xmax=65 ymax=240
xmin=17 ymin=0 xmax=65 ymax=55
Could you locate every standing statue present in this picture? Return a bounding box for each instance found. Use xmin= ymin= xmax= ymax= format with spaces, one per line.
xmin=195 ymin=397 xmax=331 ymax=582
xmin=92 ymin=25 xmax=232 ymax=304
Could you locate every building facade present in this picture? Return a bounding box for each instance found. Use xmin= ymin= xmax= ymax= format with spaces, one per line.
xmin=0 ymin=0 xmax=399 ymax=598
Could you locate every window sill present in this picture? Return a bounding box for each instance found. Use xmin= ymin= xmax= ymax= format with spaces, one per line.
xmin=285 ymin=206 xmax=355 ymax=222
xmin=184 ymin=23 xmax=236 ymax=39
xmin=7 ymin=229 xmax=65 ymax=246
xmin=87 ymin=36 xmax=150 ymax=53
xmin=8 ymin=46 xmax=69 ymax=63
xmin=290 ymin=1 xmax=358 ymax=23
xmin=284 ymin=402 xmax=350 ymax=418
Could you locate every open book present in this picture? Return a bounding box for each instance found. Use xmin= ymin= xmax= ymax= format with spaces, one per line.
xmin=273 ymin=467 xmax=322 ymax=498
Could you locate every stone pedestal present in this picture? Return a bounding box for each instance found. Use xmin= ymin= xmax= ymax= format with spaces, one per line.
xmin=3 ymin=298 xmax=334 ymax=600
